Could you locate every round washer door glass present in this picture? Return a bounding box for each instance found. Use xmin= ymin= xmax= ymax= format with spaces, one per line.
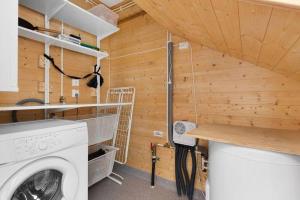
xmin=0 ymin=157 xmax=79 ymax=200
xmin=11 ymin=169 xmax=63 ymax=200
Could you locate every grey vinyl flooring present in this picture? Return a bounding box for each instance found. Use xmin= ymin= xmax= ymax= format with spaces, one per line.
xmin=88 ymin=166 xmax=205 ymax=200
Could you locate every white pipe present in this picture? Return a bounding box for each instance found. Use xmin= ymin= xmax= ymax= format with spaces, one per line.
xmin=60 ymin=23 xmax=64 ymax=98
xmin=113 ymin=1 xmax=136 ymax=13
xmin=44 ymin=15 xmax=50 ymax=105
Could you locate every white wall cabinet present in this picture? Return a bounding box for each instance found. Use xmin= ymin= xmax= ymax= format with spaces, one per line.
xmin=0 ymin=0 xmax=18 ymax=92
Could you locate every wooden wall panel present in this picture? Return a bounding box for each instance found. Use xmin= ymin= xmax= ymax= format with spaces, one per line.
xmin=101 ymin=13 xmax=300 ymax=191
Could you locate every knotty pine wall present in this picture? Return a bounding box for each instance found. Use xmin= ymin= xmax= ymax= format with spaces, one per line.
xmin=101 ymin=13 xmax=300 ymax=190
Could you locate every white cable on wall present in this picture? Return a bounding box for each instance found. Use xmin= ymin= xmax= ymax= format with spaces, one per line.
xmin=109 ymin=46 xmax=166 ymax=60
xmin=108 ymin=55 xmax=111 ymax=89
xmin=189 ymin=43 xmax=199 ymax=126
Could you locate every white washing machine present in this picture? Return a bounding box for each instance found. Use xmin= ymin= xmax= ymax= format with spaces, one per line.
xmin=0 ymin=119 xmax=88 ymax=200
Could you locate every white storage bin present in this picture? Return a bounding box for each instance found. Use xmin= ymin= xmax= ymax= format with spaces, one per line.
xmin=88 ymin=145 xmax=118 ymax=186
xmin=80 ymin=114 xmax=119 ymax=146
xmin=89 ymin=4 xmax=119 ymax=26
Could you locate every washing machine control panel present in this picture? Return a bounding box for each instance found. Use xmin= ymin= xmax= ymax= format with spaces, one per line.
xmin=13 ymin=127 xmax=86 ymax=161
xmin=14 ymin=133 xmax=62 ymax=160
xmin=15 ymin=133 xmax=60 ymax=154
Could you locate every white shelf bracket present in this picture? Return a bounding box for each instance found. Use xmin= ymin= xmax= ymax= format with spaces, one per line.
xmin=96 ymin=36 xmax=101 ymax=105
xmin=44 ymin=15 xmax=50 ymax=105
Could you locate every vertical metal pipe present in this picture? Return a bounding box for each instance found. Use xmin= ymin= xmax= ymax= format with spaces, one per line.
xmin=151 ymin=143 xmax=158 ymax=188
xmin=167 ymin=34 xmax=174 ymax=146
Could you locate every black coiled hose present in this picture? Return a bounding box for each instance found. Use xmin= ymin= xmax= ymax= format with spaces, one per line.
xmin=175 ymin=146 xmax=181 ymax=196
xmin=189 ymin=146 xmax=197 ymax=200
xmin=175 ymin=144 xmax=197 ymax=200
xmin=182 ymin=147 xmax=190 ymax=196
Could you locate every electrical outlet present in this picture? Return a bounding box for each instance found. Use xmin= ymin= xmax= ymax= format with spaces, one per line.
xmin=72 ymin=79 xmax=80 ymax=87
xmin=153 ymin=131 xmax=163 ymax=137
xmin=179 ymin=41 xmax=189 ymax=49
xmin=72 ymin=89 xmax=79 ymax=97
xmin=38 ymin=55 xmax=45 ymax=68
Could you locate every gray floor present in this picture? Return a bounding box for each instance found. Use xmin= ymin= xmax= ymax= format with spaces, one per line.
xmin=88 ymin=166 xmax=205 ymax=200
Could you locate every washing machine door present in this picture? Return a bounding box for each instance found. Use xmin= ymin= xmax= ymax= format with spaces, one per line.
xmin=0 ymin=157 xmax=79 ymax=200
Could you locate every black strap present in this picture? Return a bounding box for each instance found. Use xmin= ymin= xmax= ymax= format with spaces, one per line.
xmin=44 ymin=54 xmax=100 ymax=80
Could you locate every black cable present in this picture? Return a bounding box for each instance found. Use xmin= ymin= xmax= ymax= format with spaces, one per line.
xmin=44 ymin=54 xmax=100 ymax=79
xmin=175 ymin=145 xmax=181 ymax=196
xmin=175 ymin=144 xmax=198 ymax=200
xmin=189 ymin=146 xmax=197 ymax=200
xmin=182 ymin=146 xmax=190 ymax=197
xmin=44 ymin=54 xmax=104 ymax=88
xmin=178 ymin=145 xmax=186 ymax=195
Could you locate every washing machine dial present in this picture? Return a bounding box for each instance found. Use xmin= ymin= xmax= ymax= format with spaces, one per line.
xmin=38 ymin=140 xmax=48 ymax=151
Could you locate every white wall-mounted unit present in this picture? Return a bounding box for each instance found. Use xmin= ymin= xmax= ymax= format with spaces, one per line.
xmin=19 ymin=0 xmax=119 ymax=39
xmin=173 ymin=121 xmax=196 ymax=146
xmin=19 ymin=27 xmax=108 ymax=58
xmin=0 ymin=0 xmax=18 ymax=92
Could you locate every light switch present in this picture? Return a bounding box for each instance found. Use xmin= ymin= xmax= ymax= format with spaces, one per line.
xmin=179 ymin=41 xmax=189 ymax=49
xmin=153 ymin=131 xmax=163 ymax=137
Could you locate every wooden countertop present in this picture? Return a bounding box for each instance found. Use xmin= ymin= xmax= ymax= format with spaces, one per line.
xmin=186 ymin=124 xmax=300 ymax=156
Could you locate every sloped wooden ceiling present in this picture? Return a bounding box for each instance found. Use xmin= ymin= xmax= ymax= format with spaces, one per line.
xmin=134 ymin=0 xmax=300 ymax=80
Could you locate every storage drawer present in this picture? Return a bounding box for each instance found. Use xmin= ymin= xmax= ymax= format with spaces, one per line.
xmin=88 ymin=145 xmax=118 ymax=187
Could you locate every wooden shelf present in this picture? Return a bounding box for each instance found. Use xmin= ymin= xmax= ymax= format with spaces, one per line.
xmin=18 ymin=27 xmax=108 ymax=58
xmin=0 ymin=103 xmax=131 ymax=112
xmin=186 ymin=124 xmax=300 ymax=156
xmin=19 ymin=0 xmax=119 ymax=38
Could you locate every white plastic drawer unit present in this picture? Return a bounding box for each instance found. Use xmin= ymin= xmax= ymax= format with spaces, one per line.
xmin=0 ymin=0 xmax=18 ymax=92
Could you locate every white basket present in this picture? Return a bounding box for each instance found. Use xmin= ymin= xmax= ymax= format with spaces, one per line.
xmin=80 ymin=114 xmax=119 ymax=146
xmin=88 ymin=145 xmax=118 ymax=187
xmin=89 ymin=4 xmax=119 ymax=26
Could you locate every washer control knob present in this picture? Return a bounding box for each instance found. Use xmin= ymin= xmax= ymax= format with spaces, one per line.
xmin=38 ymin=141 xmax=48 ymax=151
